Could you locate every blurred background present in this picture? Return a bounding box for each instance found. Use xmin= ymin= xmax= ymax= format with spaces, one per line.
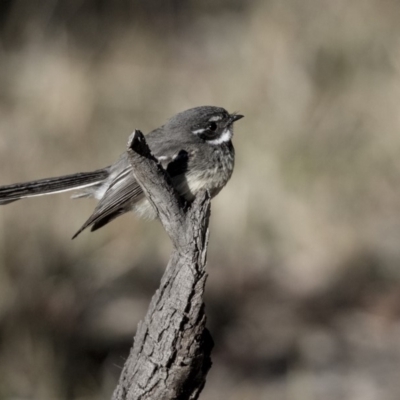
xmin=1 ymin=0 xmax=400 ymax=399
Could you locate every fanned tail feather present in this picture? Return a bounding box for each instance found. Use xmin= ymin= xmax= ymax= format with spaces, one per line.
xmin=0 ymin=169 xmax=109 ymax=205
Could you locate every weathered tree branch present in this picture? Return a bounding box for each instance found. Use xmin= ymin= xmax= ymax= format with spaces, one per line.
xmin=112 ymin=130 xmax=213 ymax=400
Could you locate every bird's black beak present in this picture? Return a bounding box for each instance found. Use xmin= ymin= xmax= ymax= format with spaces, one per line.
xmin=230 ymin=114 xmax=244 ymax=123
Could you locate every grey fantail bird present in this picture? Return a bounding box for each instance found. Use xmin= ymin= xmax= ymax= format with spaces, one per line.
xmin=0 ymin=106 xmax=244 ymax=238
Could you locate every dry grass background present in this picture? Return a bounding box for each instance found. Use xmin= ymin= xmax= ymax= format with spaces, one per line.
xmin=1 ymin=0 xmax=400 ymax=399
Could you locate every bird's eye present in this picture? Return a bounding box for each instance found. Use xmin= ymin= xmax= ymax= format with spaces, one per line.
xmin=208 ymin=122 xmax=217 ymax=131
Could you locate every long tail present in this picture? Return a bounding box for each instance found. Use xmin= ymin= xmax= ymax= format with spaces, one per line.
xmin=0 ymin=169 xmax=109 ymax=205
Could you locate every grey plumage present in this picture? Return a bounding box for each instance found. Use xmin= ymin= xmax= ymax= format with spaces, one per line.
xmin=0 ymin=106 xmax=243 ymax=238
xmin=0 ymin=170 xmax=108 ymax=205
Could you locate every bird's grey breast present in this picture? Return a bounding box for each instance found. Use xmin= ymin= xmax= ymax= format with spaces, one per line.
xmin=173 ymin=142 xmax=235 ymax=200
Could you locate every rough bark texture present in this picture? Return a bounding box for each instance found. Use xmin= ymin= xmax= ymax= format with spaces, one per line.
xmin=112 ymin=130 xmax=213 ymax=400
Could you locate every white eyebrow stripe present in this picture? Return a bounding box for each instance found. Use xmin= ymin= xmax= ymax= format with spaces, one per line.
xmin=208 ymin=127 xmax=233 ymax=145
xmin=192 ymin=128 xmax=206 ymax=134
xmin=209 ymin=115 xmax=222 ymax=122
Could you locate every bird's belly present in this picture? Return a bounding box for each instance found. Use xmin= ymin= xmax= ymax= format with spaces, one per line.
xmin=132 ymin=148 xmax=234 ymax=218
xmin=133 ymin=197 xmax=158 ymax=219
xmin=173 ymin=153 xmax=234 ymax=201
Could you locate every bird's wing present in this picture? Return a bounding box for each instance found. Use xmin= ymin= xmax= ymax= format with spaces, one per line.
xmin=72 ymin=143 xmax=190 ymax=238
xmin=72 ymin=166 xmax=142 ymax=238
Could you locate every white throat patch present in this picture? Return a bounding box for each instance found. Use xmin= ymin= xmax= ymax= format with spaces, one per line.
xmin=208 ymin=127 xmax=232 ymax=145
